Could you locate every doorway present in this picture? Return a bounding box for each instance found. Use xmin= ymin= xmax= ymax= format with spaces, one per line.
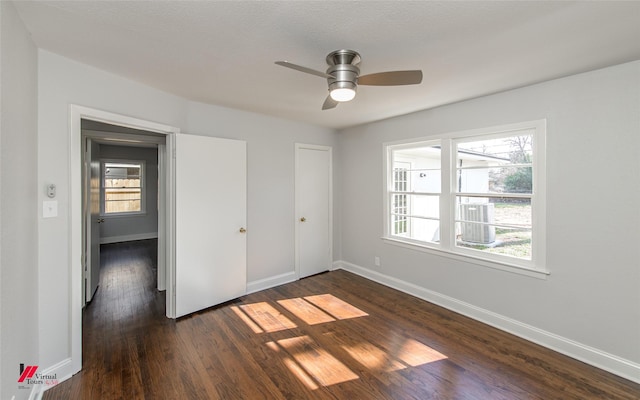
xmin=82 ymin=120 xmax=166 ymax=306
xmin=70 ymin=106 xmax=179 ymax=377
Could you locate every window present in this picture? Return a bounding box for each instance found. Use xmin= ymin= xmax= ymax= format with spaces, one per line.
xmin=384 ymin=120 xmax=546 ymax=275
xmin=455 ymin=135 xmax=533 ymax=259
xmin=102 ymin=161 xmax=145 ymax=215
xmin=389 ymin=145 xmax=441 ymax=243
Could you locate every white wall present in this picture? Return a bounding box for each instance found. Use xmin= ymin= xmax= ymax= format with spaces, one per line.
xmin=0 ymin=2 xmax=39 ymax=399
xmin=36 ymin=51 xmax=340 ymax=376
xmin=338 ymin=61 xmax=640 ymax=381
xmin=98 ymin=144 xmax=159 ymax=243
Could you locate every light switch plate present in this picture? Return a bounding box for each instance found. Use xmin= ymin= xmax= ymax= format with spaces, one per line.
xmin=43 ymin=201 xmax=58 ymax=218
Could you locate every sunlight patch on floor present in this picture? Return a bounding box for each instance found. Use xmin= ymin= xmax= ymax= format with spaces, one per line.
xmin=397 ymin=338 xmax=448 ymax=366
xmin=233 ymin=294 xmax=367 ymax=334
xmin=282 ymin=357 xmax=319 ymax=390
xmin=277 ymin=297 xmax=336 ymax=325
xmin=303 ymin=294 xmax=369 ymax=320
xmin=230 ymin=306 xmax=264 ymax=334
xmin=235 ymin=302 xmax=297 ymax=333
xmin=341 ymin=342 xmax=406 ymax=372
xmin=276 ymin=335 xmax=359 ymax=387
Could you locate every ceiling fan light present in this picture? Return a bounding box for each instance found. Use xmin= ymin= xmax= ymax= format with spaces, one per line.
xmin=330 ymin=87 xmax=356 ymax=102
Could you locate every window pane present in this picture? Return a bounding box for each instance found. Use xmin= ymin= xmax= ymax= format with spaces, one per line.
xmin=393 ymin=145 xmax=441 ymax=194
xmin=105 ymin=197 xmax=141 ymax=213
xmin=105 ymin=188 xmax=142 ymax=201
xmin=456 ymin=196 xmax=531 ymax=226
xmin=456 ymin=224 xmax=531 ymax=260
xmin=391 ymin=194 xmax=440 ymax=218
xmin=456 ymin=134 xmax=532 ymax=195
xmin=407 ymin=194 xmax=439 ymax=219
xmin=390 ymin=194 xmax=440 ymax=239
xmin=105 ymin=163 xmax=141 ymax=178
xmin=455 ymin=196 xmax=532 ymax=260
xmin=105 ymin=178 xmax=141 ymax=188
xmin=407 ymin=216 xmax=440 ymax=243
xmin=457 ymin=166 xmax=532 ymax=194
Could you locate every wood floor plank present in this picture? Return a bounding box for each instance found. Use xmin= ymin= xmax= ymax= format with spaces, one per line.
xmin=43 ymin=240 xmax=640 ymax=399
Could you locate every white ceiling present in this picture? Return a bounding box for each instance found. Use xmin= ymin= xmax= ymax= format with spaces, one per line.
xmin=13 ymin=1 xmax=640 ymax=129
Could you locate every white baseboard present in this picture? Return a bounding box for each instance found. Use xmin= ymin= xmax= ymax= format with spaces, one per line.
xmin=30 ymin=358 xmax=75 ymax=399
xmin=100 ymin=232 xmax=158 ymax=244
xmin=333 ymin=260 xmax=640 ymax=384
xmin=246 ymin=271 xmax=298 ymax=295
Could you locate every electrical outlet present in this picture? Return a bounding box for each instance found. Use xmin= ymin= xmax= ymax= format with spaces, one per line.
xmin=374 ymin=256 xmax=381 ymax=267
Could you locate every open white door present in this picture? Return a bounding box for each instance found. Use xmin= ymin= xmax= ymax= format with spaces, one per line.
xmin=175 ymin=134 xmax=247 ymax=318
xmin=84 ymin=138 xmax=101 ymax=303
xmin=295 ymin=144 xmax=332 ymax=278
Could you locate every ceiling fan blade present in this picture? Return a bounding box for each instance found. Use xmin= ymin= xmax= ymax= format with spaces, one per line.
xmin=358 ymin=70 xmax=423 ymax=86
xmin=322 ymin=95 xmax=339 ymax=110
xmin=275 ymin=61 xmax=331 ymax=79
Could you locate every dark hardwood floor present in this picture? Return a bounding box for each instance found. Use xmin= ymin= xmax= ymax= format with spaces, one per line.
xmin=44 ymin=240 xmax=640 ymax=399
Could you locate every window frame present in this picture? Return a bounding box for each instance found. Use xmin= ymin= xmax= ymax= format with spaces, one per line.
xmin=383 ymin=120 xmax=547 ymax=278
xmin=387 ymin=141 xmax=442 ymax=246
xmin=100 ymin=159 xmax=146 ymax=217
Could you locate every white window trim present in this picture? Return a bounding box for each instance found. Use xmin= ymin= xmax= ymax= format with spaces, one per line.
xmin=383 ymin=120 xmax=548 ymax=279
xmin=100 ymin=158 xmax=146 ymax=217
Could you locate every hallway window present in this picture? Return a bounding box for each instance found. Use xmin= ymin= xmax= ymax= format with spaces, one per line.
xmin=102 ymin=161 xmax=145 ymax=214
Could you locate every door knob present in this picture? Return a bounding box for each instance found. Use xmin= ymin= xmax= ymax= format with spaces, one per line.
xmin=300 ymin=217 xmax=306 ymax=222
xmin=239 ymin=227 xmax=246 ymax=233
xmin=97 ymin=218 xmax=105 ymax=223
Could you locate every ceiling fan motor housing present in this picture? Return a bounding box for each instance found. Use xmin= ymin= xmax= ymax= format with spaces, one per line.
xmin=326 ymin=49 xmax=361 ymax=66
xmin=327 ymin=64 xmax=359 ymax=93
xmin=326 ymin=49 xmax=361 ymax=93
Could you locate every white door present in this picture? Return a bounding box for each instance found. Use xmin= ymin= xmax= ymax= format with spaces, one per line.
xmin=295 ymin=144 xmax=332 ymax=278
xmin=84 ymin=138 xmax=101 ymax=303
xmin=175 ymin=134 xmax=247 ymax=318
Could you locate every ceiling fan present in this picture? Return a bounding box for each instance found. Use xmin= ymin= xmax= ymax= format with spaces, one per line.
xmin=275 ymin=49 xmax=423 ymax=110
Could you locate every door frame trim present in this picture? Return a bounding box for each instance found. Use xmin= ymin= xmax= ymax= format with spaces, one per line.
xmin=82 ymin=137 xmax=100 ymax=305
xmin=294 ymin=143 xmax=333 ymax=279
xmin=70 ymin=105 xmax=179 ymax=375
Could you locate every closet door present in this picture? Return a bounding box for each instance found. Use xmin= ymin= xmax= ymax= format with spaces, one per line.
xmin=296 ymin=144 xmax=332 ymax=278
xmin=175 ymin=134 xmax=247 ymax=318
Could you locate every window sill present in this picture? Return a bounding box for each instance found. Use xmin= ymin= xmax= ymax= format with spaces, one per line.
xmin=382 ymin=237 xmax=549 ymax=280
